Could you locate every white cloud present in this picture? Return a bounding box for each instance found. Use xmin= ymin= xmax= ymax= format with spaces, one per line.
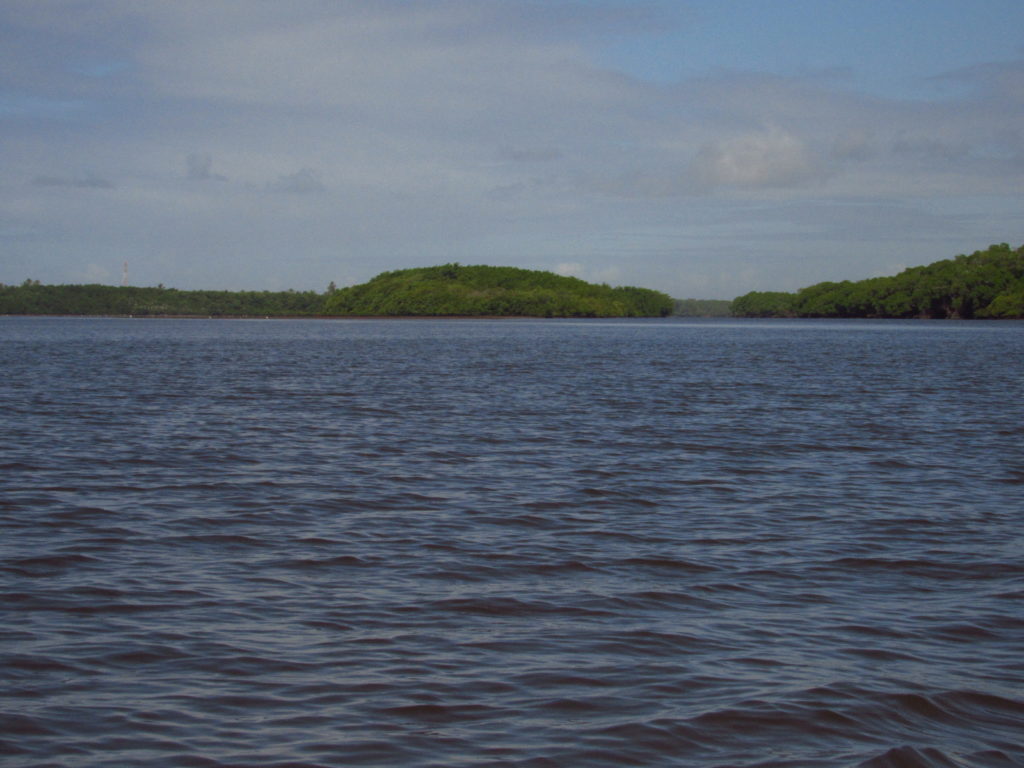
xmin=831 ymin=130 xmax=876 ymax=161
xmin=268 ymin=168 xmax=325 ymax=195
xmin=186 ymin=152 xmax=227 ymax=181
xmin=594 ymin=266 xmax=622 ymax=284
xmin=555 ymin=262 xmax=584 ymax=277
xmin=0 ymin=2 xmax=1022 ymax=297
xmin=691 ymin=127 xmax=824 ymax=190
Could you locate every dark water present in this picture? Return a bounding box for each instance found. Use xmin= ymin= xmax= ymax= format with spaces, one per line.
xmin=2 ymin=317 xmax=1022 ymax=768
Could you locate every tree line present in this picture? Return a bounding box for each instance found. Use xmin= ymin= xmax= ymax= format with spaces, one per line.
xmin=1 ymin=265 xmax=675 ymax=318
xmin=322 ymin=264 xmax=675 ymax=317
xmin=0 ymin=281 xmax=324 ymax=317
xmin=731 ymin=243 xmax=1024 ymax=319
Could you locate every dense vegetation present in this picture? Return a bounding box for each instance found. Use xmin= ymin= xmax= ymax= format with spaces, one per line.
xmin=1 ymin=265 xmax=674 ymax=318
xmin=322 ymin=264 xmax=674 ymax=317
xmin=672 ymin=298 xmax=733 ymax=317
xmin=732 ymin=243 xmax=1024 ymax=319
xmin=0 ymin=281 xmax=323 ymax=317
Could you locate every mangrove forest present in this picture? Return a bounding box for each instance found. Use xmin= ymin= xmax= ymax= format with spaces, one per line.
xmin=732 ymin=243 xmax=1024 ymax=319
xmin=1 ymin=264 xmax=674 ymax=318
xmin=0 ymin=282 xmax=324 ymax=317
xmin=321 ymin=264 xmax=673 ymax=317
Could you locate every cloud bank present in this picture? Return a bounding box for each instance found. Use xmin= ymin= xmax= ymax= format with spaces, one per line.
xmin=1 ymin=1 xmax=1022 ymax=297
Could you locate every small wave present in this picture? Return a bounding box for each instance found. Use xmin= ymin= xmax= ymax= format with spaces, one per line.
xmin=2 ymin=655 xmax=83 ymax=673
xmin=828 ymin=557 xmax=1020 ymax=580
xmin=375 ymin=702 xmax=499 ymax=722
xmin=935 ymin=689 xmax=1024 ymax=724
xmin=536 ymin=696 xmax=610 ymax=713
xmin=961 ymin=750 xmax=1019 ymax=767
xmin=420 ymin=564 xmax=505 ymax=582
xmin=210 ymin=655 xmax=322 ymax=677
xmin=832 ymin=623 xmax=916 ymax=640
xmin=729 ymin=655 xmax=789 ymax=667
xmin=48 ymin=600 xmax=187 ymax=615
xmin=884 ymin=693 xmax=963 ymax=724
xmin=431 ymin=596 xmax=614 ymax=618
xmin=476 ymin=512 xmax=562 ymax=529
xmin=170 ymin=533 xmax=267 ymax=546
xmin=513 ymin=671 xmax=620 ymax=689
xmin=618 ymin=556 xmax=719 ymax=573
xmin=0 ymin=713 xmax=57 ymax=737
xmin=591 ymin=720 xmax=702 ymax=753
xmin=594 ymin=628 xmax=726 ymax=655
xmin=0 ymin=461 xmax=43 ymax=471
xmin=857 ymin=745 xmax=960 ymax=768
xmin=5 ymin=552 xmax=100 ymax=576
xmin=301 ymin=618 xmax=354 ymax=632
xmin=933 ymin=622 xmax=1000 ymax=641
xmin=271 ymin=554 xmax=370 ymax=569
xmin=839 ymin=647 xmax=923 ymax=662
xmin=529 ymin=560 xmax=604 ymax=574
xmin=101 ymin=645 xmax=192 ymax=666
xmin=611 ymin=590 xmax=718 ymax=610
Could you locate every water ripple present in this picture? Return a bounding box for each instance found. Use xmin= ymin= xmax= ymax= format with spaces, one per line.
xmin=2 ymin=317 xmax=1022 ymax=767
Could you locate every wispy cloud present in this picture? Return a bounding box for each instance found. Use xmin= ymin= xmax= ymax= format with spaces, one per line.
xmin=692 ymin=127 xmax=824 ymax=190
xmin=268 ymin=168 xmax=325 ymax=195
xmin=1 ymin=2 xmax=1022 ymax=297
xmin=30 ymin=173 xmax=115 ymax=189
xmin=186 ymin=152 xmax=227 ymax=181
xmin=499 ymin=146 xmax=564 ymax=163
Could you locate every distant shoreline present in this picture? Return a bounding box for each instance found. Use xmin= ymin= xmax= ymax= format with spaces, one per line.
xmin=0 ymin=313 xmax=626 ymax=320
xmin=4 ymin=313 xmax=1003 ymax=322
xmin=2 ymin=268 xmax=727 ymax=317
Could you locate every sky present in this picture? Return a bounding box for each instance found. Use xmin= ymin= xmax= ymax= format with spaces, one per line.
xmin=2 ymin=0 xmax=1023 ymax=298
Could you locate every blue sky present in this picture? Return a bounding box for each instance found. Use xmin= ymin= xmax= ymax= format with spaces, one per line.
xmin=2 ymin=1 xmax=1023 ymax=298
xmin=604 ymin=1 xmax=1024 ymax=94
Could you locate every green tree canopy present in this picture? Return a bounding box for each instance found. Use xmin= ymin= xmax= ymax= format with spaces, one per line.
xmin=0 ymin=283 xmax=323 ymax=317
xmin=731 ymin=243 xmax=1024 ymax=319
xmin=321 ymin=264 xmax=674 ymax=317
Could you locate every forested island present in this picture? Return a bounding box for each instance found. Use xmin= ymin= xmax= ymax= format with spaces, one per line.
xmin=322 ymin=264 xmax=673 ymax=317
xmin=1 ymin=264 xmax=673 ymax=318
xmin=732 ymin=243 xmax=1024 ymax=319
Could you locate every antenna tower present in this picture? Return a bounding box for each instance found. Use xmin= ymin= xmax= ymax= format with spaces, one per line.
xmin=122 ymin=261 xmax=128 ymax=287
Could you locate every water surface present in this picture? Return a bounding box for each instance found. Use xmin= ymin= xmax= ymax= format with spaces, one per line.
xmin=1 ymin=317 xmax=1022 ymax=767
